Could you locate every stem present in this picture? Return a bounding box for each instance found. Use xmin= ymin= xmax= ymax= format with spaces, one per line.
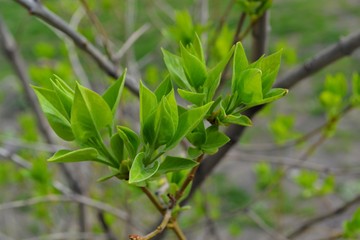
xmin=175 ymin=154 xmax=204 ymax=202
xmin=141 ymin=187 xmax=165 ymax=213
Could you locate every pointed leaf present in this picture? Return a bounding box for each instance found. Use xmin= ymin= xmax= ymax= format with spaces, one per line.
xmin=158 ymin=156 xmax=198 ymax=174
xmin=50 ymin=79 xmax=73 ymax=117
xmin=162 ymin=49 xmax=191 ymax=90
xmin=222 ymin=114 xmax=252 ymax=126
xmin=71 ymin=83 xmax=113 ymax=142
xmin=32 ymin=86 xmax=74 ymax=141
xmin=129 ymin=152 xmax=160 ymax=184
xmin=154 ymin=96 xmax=177 ymax=146
xmin=180 ymin=44 xmax=207 ymax=89
xmin=234 ymin=68 xmax=263 ymax=104
xmin=102 ymin=70 xmax=126 ymax=115
xmin=201 ymin=126 xmax=230 ymax=149
xmin=155 ymin=76 xmax=173 ymax=101
xmin=110 ymin=133 xmax=124 ymax=163
xmin=232 ymin=42 xmax=249 ymax=78
xmin=205 ymin=45 xmax=235 ymax=101
xmin=192 ymin=33 xmax=205 ymax=63
xmin=117 ymin=126 xmax=139 ymax=160
xmin=259 ymin=50 xmax=282 ymax=94
xmin=140 ymin=82 xmax=158 ymax=143
xmin=48 ymin=148 xmax=112 ymax=166
xmin=178 ymin=89 xmax=205 ymax=106
xmin=247 ymin=88 xmax=288 ymax=107
xmin=166 ymin=102 xmax=213 ymax=150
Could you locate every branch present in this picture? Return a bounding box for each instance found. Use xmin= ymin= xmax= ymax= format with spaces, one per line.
xmin=13 ymin=0 xmax=139 ymax=95
xmin=287 ymin=194 xmax=360 ymax=239
xmin=186 ymin=29 xmax=360 ymax=203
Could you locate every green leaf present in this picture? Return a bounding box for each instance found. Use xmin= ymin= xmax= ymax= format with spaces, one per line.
xmin=129 ymin=152 xmax=160 ymax=184
xmin=178 ymin=89 xmax=205 ymax=106
xmin=247 ymin=88 xmax=288 ymax=107
xmin=117 ymin=126 xmax=139 ymax=160
xmin=192 ymin=33 xmax=205 ymax=64
xmin=50 ymin=78 xmax=73 ymax=117
xmin=102 ymin=69 xmax=126 ymax=116
xmin=222 ymin=114 xmax=252 ymax=126
xmin=154 ymin=96 xmax=177 ymax=146
xmin=232 ymin=42 xmax=249 ymax=76
xmin=233 ymin=68 xmax=263 ymax=104
xmin=48 ymin=148 xmax=112 ymax=166
xmin=188 ymin=147 xmax=203 ymax=158
xmin=258 ymin=50 xmax=282 ymax=94
xmin=166 ymin=102 xmax=213 ymax=150
xmin=32 ymin=86 xmax=74 ymax=141
xmin=158 ymin=156 xmax=198 ymax=174
xmin=352 ymin=73 xmax=360 ymax=105
xmin=162 ymin=49 xmax=191 ymax=90
xmin=155 ymin=76 xmax=173 ymax=102
xmin=201 ymin=126 xmax=230 ymax=149
xmin=140 ymin=82 xmax=158 ymax=143
xmin=71 ymin=83 xmax=113 ymax=142
xmin=180 ymin=44 xmax=207 ymax=89
xmin=97 ymin=170 xmax=121 ymax=182
xmin=110 ymin=133 xmax=124 ymax=163
xmin=205 ymin=45 xmax=235 ymax=101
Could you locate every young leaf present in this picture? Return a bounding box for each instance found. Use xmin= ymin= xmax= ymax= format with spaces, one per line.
xmin=71 ymin=83 xmax=113 ymax=142
xmin=234 ymin=68 xmax=263 ymax=104
xmin=157 ymin=156 xmax=198 ymax=174
xmin=162 ymin=49 xmax=191 ymax=90
xmin=102 ymin=69 xmax=126 ymax=116
xmin=247 ymin=88 xmax=288 ymax=108
xmin=205 ymin=45 xmax=235 ymax=101
xmin=155 ymin=76 xmax=173 ymax=102
xmin=258 ymin=50 xmax=282 ymax=94
xmin=110 ymin=133 xmax=124 ymax=163
xmin=129 ymin=152 xmax=160 ymax=184
xmin=32 ymin=86 xmax=74 ymax=141
xmin=154 ymin=96 xmax=177 ymax=146
xmin=201 ymin=126 xmax=230 ymax=149
xmin=178 ymin=89 xmax=206 ymax=106
xmin=48 ymin=148 xmax=112 ymax=166
xmin=192 ymin=33 xmax=205 ymax=64
xmin=140 ymin=82 xmax=158 ymax=143
xmin=352 ymin=73 xmax=360 ymax=105
xmin=222 ymin=114 xmax=252 ymax=127
xmin=166 ymin=102 xmax=213 ymax=150
xmin=50 ymin=79 xmax=73 ymax=117
xmin=117 ymin=126 xmax=139 ymax=160
xmin=232 ymin=42 xmax=249 ymax=76
xmin=180 ymin=44 xmax=207 ymax=89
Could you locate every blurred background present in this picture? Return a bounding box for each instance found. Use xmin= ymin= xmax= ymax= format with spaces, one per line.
xmin=0 ymin=0 xmax=360 ymax=239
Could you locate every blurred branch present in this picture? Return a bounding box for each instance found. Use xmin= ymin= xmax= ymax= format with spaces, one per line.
xmin=113 ymin=23 xmax=150 ymax=62
xmin=246 ymin=209 xmax=289 ymax=240
xmin=287 ymin=194 xmax=360 ymax=239
xmin=23 ymin=232 xmax=106 ymax=240
xmin=0 ymin=16 xmax=52 ymax=144
xmin=79 ymin=0 xmax=113 ymax=59
xmin=187 ymin=29 xmax=360 ymax=204
xmin=97 ymin=211 xmax=118 ymax=240
xmin=13 ymin=0 xmax=139 ymax=95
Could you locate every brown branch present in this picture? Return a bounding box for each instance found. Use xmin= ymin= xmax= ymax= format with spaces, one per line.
xmin=186 ymin=29 xmax=360 ymax=204
xmin=13 ymin=0 xmax=139 ymax=95
xmin=287 ymin=194 xmax=360 ymax=239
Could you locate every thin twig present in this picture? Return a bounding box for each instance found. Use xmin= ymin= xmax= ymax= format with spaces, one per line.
xmin=141 ymin=187 xmax=165 ymax=213
xmin=79 ymin=0 xmax=113 ymax=59
xmin=287 ymin=194 xmax=360 ymax=239
xmin=13 ymin=0 xmax=139 ymax=95
xmin=246 ymin=209 xmax=289 ymax=240
xmin=113 ymin=24 xmax=150 ymax=62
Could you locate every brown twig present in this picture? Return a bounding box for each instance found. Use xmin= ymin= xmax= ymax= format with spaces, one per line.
xmin=141 ymin=187 xmax=165 ymax=214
